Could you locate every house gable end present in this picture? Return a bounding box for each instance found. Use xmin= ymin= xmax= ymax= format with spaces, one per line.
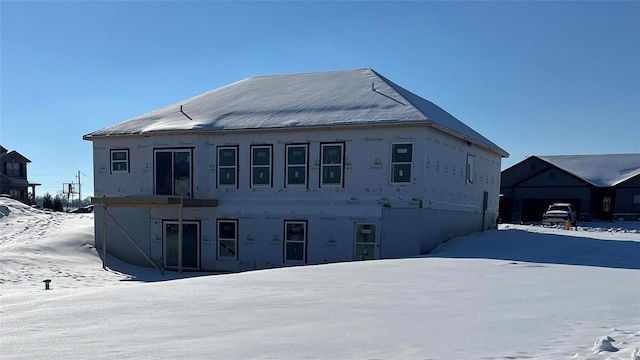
xmin=3 ymin=151 xmax=31 ymax=164
xmin=1 ymin=151 xmax=30 ymax=179
xmin=517 ymin=165 xmax=593 ymax=188
xmin=501 ymin=156 xmax=552 ymax=188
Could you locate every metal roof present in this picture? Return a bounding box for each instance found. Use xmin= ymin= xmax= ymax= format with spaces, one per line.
xmin=83 ymin=68 xmax=507 ymax=157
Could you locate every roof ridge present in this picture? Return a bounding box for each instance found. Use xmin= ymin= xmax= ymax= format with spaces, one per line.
xmin=248 ymin=68 xmax=374 ymax=80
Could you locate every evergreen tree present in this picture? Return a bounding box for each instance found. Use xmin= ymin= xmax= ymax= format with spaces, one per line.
xmin=53 ymin=195 xmax=64 ymax=212
xmin=42 ymin=193 xmax=54 ymax=210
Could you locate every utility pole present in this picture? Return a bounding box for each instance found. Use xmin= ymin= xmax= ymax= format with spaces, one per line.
xmin=77 ymin=171 xmax=82 ymax=207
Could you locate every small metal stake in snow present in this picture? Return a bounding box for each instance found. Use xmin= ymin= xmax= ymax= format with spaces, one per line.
xmin=43 ymin=279 xmax=51 ymax=290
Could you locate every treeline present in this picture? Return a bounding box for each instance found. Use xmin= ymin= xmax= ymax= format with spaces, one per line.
xmin=35 ymin=193 xmax=92 ymax=212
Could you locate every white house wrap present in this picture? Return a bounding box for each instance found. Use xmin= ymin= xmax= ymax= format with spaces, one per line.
xmin=83 ymin=68 xmax=508 ymax=272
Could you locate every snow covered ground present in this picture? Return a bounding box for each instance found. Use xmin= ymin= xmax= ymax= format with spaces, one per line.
xmin=1 ymin=196 xmax=639 ymax=359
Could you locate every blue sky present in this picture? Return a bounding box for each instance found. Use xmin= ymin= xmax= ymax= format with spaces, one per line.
xmin=1 ymin=1 xmax=639 ymax=197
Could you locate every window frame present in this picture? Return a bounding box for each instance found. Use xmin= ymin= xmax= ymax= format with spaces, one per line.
xmin=320 ymin=142 xmax=345 ymax=187
xmin=390 ymin=142 xmax=413 ymax=184
xmin=5 ymin=161 xmax=21 ymax=177
xmin=154 ymin=148 xmax=193 ymax=197
xmin=110 ymin=149 xmax=130 ymax=174
xmin=217 ymin=219 xmax=238 ymax=260
xmin=162 ymin=220 xmax=200 ymax=270
xmin=632 ymin=194 xmax=640 ymax=212
xmin=354 ymin=223 xmax=377 ymax=261
xmin=466 ymin=154 xmax=475 ymax=184
xmin=217 ymin=146 xmax=239 ymax=188
xmin=283 ymin=220 xmax=307 ymax=263
xmin=250 ymin=145 xmax=273 ymax=188
xmin=285 ymin=143 xmax=309 ymax=188
xmin=10 ymin=189 xmax=21 ymax=198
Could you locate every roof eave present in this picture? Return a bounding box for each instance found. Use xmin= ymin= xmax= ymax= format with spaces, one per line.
xmin=83 ymin=120 xmax=510 ymax=158
xmin=611 ymin=170 xmax=640 ymax=187
xmin=84 ymin=120 xmax=435 ymax=140
xmin=428 ymin=122 xmax=509 ymax=158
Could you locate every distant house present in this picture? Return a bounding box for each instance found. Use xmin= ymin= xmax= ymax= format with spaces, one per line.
xmin=500 ymin=154 xmax=640 ymax=223
xmin=0 ymin=145 xmax=40 ymax=204
xmin=83 ymin=68 xmax=508 ymax=272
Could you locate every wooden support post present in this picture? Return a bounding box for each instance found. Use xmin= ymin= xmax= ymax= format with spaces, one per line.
xmin=102 ymin=204 xmax=107 ymax=270
xmin=178 ymin=197 xmax=183 ymax=274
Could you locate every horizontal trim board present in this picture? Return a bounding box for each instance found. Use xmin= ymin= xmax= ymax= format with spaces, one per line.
xmin=91 ymin=196 xmax=218 ymax=208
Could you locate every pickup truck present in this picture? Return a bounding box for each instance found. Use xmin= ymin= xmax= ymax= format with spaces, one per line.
xmin=542 ymin=203 xmax=577 ymax=227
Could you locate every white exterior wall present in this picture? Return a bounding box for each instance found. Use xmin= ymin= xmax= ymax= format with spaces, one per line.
xmin=91 ymin=125 xmax=502 ymax=271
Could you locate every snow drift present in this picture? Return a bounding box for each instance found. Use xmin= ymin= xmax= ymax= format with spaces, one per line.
xmin=1 ymin=196 xmax=639 ymax=359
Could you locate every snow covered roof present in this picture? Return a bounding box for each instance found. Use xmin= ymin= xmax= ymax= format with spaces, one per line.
xmin=83 ymin=68 xmax=508 ymax=157
xmin=0 ymin=148 xmax=30 ymax=163
xmin=537 ymin=154 xmax=640 ymax=187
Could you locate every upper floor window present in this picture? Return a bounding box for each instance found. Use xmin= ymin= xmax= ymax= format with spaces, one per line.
xmin=320 ymin=143 xmax=344 ymax=187
xmin=285 ymin=144 xmax=308 ymax=187
xmin=391 ymin=143 xmax=412 ymax=183
xmin=155 ymin=149 xmax=192 ymax=197
xmin=5 ymin=161 xmax=21 ymax=177
xmin=110 ymin=149 xmax=129 ymax=173
xmin=466 ymin=154 xmax=475 ymax=184
xmin=250 ymin=145 xmax=272 ymax=187
xmin=217 ymin=146 xmax=238 ymax=188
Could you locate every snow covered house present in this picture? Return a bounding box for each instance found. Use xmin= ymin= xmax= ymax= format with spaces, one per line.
xmin=83 ymin=69 xmax=508 ymax=272
xmin=500 ymin=154 xmax=640 ymax=223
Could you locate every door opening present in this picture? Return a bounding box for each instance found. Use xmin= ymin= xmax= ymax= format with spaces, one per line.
xmin=164 ymin=221 xmax=200 ymax=270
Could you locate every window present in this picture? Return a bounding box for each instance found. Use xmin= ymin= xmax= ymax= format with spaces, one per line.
xmin=320 ymin=143 xmax=344 ymax=186
xmin=251 ymin=145 xmax=272 ymax=187
xmin=633 ymin=195 xmax=640 ymax=212
xmin=217 ymin=146 xmax=238 ymax=187
xmin=6 ymin=161 xmax=20 ymax=177
xmin=285 ymin=144 xmax=308 ymax=187
xmin=155 ymin=149 xmax=192 ymax=197
xmin=284 ymin=220 xmax=307 ymax=263
xmin=391 ymin=143 xmax=412 ymax=183
xmin=354 ymin=223 xmax=376 ymax=261
xmin=110 ymin=149 xmax=129 ymax=173
xmin=217 ymin=220 xmax=238 ymax=260
xmin=466 ymin=154 xmax=475 ymax=184
xmin=602 ymin=197 xmax=611 ymax=212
